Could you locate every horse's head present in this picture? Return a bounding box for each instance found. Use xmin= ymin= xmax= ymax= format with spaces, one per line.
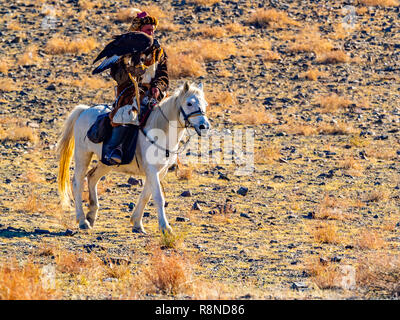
xmin=177 ymin=81 xmax=211 ymax=136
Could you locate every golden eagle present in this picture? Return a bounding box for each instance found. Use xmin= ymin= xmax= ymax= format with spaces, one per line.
xmin=92 ymin=32 xmax=153 ymax=75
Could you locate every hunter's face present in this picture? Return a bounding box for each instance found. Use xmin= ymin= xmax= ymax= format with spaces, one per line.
xmin=140 ymin=24 xmax=154 ymax=36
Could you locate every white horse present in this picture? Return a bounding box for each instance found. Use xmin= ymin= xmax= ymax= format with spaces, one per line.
xmin=57 ymin=82 xmax=210 ymax=234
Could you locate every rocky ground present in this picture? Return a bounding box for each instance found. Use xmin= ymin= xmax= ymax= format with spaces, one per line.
xmin=0 ymin=0 xmax=399 ymax=299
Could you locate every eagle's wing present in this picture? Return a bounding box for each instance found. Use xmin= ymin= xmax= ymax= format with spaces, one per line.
xmin=92 ymin=32 xmax=153 ymax=75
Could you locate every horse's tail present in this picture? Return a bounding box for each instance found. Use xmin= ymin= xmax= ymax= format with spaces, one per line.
xmin=57 ymin=104 xmax=89 ymax=208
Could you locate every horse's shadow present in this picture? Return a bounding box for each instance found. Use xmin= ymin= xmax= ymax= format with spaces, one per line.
xmin=0 ymin=226 xmax=74 ymax=239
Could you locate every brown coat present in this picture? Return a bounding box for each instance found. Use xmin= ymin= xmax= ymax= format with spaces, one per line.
xmin=109 ymin=41 xmax=169 ymax=124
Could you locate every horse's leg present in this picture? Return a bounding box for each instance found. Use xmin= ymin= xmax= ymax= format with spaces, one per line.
xmin=73 ymin=151 xmax=92 ymax=229
xmin=86 ymin=163 xmax=111 ymax=228
xmin=130 ymin=180 xmax=151 ymax=234
xmin=146 ymin=167 xmax=172 ymax=234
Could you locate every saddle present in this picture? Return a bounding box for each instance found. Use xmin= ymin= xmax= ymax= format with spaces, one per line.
xmin=86 ymin=101 xmax=155 ymax=166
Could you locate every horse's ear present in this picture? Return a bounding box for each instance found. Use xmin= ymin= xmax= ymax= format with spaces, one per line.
xmin=183 ymin=81 xmax=190 ymax=93
xmin=198 ymin=82 xmax=203 ymax=90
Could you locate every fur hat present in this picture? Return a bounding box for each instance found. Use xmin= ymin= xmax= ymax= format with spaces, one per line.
xmin=128 ymin=10 xmax=159 ymax=32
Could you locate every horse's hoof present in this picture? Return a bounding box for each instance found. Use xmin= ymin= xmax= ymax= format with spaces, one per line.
xmin=86 ymin=217 xmax=95 ymax=228
xmin=132 ymin=227 xmax=147 ymax=234
xmin=79 ymin=220 xmax=92 ymax=230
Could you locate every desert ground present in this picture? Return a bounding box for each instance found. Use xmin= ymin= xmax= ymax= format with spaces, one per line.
xmin=0 ymin=0 xmax=399 ymax=299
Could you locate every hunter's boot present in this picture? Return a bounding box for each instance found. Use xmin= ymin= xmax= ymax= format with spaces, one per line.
xmin=104 ymin=125 xmax=129 ymax=165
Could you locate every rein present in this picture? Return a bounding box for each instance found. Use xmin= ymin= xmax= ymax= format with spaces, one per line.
xmin=139 ymin=97 xmax=201 ymax=158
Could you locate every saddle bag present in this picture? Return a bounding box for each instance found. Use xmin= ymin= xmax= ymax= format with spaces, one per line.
xmin=87 ymin=113 xmax=112 ymax=144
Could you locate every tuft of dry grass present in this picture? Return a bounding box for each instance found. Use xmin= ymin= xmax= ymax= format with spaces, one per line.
xmin=357 ymin=252 xmax=400 ymax=296
xmin=206 ymin=91 xmax=237 ymax=117
xmin=0 ymin=126 xmax=37 ymax=143
xmin=339 ymin=156 xmax=364 ymax=176
xmin=55 ymin=250 xmax=101 ymax=276
xmin=45 ymin=36 xmax=98 ymax=55
xmin=17 ymin=45 xmax=42 ymax=66
xmin=315 ymin=195 xmax=353 ymax=220
xmin=231 ymin=109 xmax=277 ymax=125
xmin=0 ymin=58 xmax=11 ymax=74
xmin=189 ymin=0 xmax=222 ymax=5
xmin=166 ymin=40 xmax=237 ymax=78
xmin=315 ymin=93 xmax=353 ymax=113
xmin=255 ymin=145 xmax=281 ymax=164
xmin=143 ymin=248 xmax=192 ymax=294
xmin=301 ymin=68 xmax=328 ymax=81
xmin=363 ymin=188 xmax=390 ymax=203
xmin=289 ymin=26 xmax=333 ymax=54
xmin=358 ymin=0 xmax=399 ymax=6
xmin=316 ymin=50 xmax=350 ymax=64
xmin=357 ymin=229 xmax=386 ymax=250
xmin=0 ymin=259 xmax=58 ymax=300
xmin=305 ymin=257 xmax=342 ymax=289
xmin=247 ymin=9 xmax=299 ymax=28
xmin=312 ymin=222 xmax=340 ymax=244
xmin=0 ymin=78 xmax=19 ymax=92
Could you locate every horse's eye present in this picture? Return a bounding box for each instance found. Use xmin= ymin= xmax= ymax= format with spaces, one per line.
xmin=187 ymin=102 xmax=192 ymax=107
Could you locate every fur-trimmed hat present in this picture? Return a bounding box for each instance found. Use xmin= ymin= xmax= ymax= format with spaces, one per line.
xmin=128 ymin=10 xmax=158 ymax=32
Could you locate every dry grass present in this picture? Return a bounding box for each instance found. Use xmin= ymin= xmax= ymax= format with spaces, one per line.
xmin=177 ymin=164 xmax=194 ymax=180
xmin=231 ymin=109 xmax=277 ymax=125
xmin=189 ymin=0 xmax=222 ymax=5
xmin=339 ymin=156 xmax=364 ymax=176
xmin=358 ymin=0 xmax=399 ymax=6
xmin=363 ymin=188 xmax=390 ymax=203
xmin=0 ymin=59 xmax=10 ymax=74
xmin=45 ymin=36 xmax=98 ymax=55
xmin=0 ymin=126 xmax=37 ymax=143
xmin=357 ymin=229 xmax=386 ymax=250
xmin=279 ymin=120 xmax=357 ymax=136
xmin=166 ymin=40 xmax=237 ymax=78
xmin=357 ymin=252 xmax=400 ymax=296
xmin=0 ymin=78 xmax=19 ymax=92
xmin=115 ymin=6 xmax=166 ymax=22
xmin=247 ymin=9 xmax=299 ymax=28
xmin=143 ymin=248 xmax=192 ymax=294
xmin=315 ymin=93 xmax=353 ymax=113
xmin=305 ymin=257 xmax=342 ymax=289
xmin=315 ymin=195 xmax=354 ymax=220
xmin=316 ymin=50 xmax=350 ymax=64
xmin=17 ymin=45 xmax=42 ymax=66
xmin=55 ymin=250 xmax=101 ymax=276
xmin=301 ymin=68 xmax=328 ymax=81
xmin=255 ymin=145 xmax=280 ymax=164
xmin=312 ymin=222 xmax=340 ymax=244
xmin=206 ymin=91 xmax=237 ymax=117
xmin=289 ymin=26 xmax=333 ymax=54
xmin=0 ymin=259 xmax=58 ymax=300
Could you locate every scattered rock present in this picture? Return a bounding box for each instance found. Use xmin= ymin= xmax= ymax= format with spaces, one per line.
xmin=176 ymin=217 xmax=189 ymax=222
xmin=45 ymin=84 xmax=56 ymax=91
xmin=127 ymin=177 xmax=142 ymax=186
xmin=143 ymin=212 xmax=150 ymax=217
xmin=236 ymin=187 xmax=248 ymax=196
xmin=192 ymin=201 xmax=202 ymax=211
xmin=240 ymin=213 xmax=250 ymax=219
xmin=65 ymin=229 xmax=76 ymax=236
xmin=34 ymin=229 xmax=50 ymax=235
xmin=180 ymin=190 xmax=192 ymax=197
xmin=291 ymin=282 xmax=308 ymax=291
xmin=218 ymin=172 xmax=230 ymax=181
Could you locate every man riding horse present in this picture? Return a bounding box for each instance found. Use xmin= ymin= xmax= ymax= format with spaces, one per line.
xmin=92 ymin=9 xmax=169 ymax=165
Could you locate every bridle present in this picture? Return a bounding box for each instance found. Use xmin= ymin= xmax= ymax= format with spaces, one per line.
xmin=140 ymin=96 xmax=206 ymax=158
